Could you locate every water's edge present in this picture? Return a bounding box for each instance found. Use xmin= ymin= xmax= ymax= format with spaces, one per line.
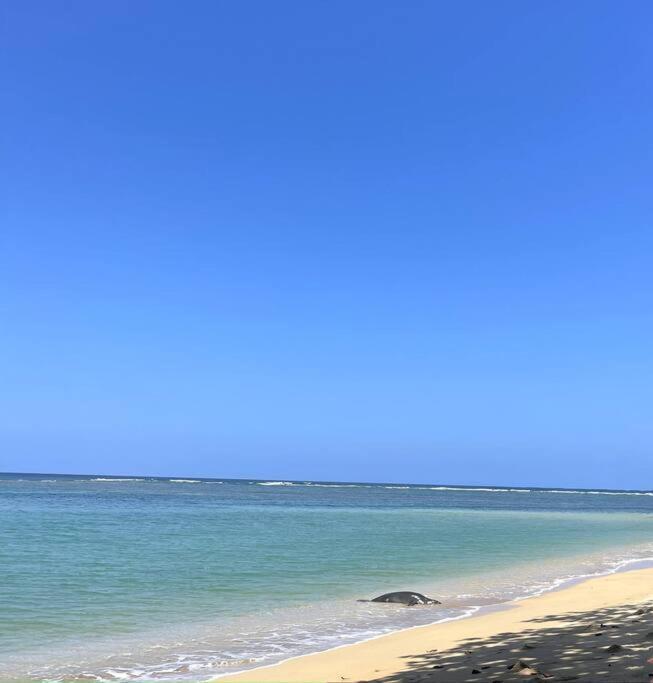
xmin=212 ymin=555 xmax=653 ymax=681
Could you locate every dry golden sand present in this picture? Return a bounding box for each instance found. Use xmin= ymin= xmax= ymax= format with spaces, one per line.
xmin=217 ymin=567 xmax=653 ymax=682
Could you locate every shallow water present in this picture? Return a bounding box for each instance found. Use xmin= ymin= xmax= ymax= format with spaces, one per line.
xmin=3 ymin=473 xmax=653 ymax=681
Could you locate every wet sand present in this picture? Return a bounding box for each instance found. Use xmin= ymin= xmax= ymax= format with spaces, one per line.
xmin=217 ymin=567 xmax=653 ymax=682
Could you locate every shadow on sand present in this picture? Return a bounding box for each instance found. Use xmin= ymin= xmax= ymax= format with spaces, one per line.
xmin=362 ymin=601 xmax=653 ymax=682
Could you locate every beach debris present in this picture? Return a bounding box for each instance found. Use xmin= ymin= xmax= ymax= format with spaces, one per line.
xmin=505 ymin=659 xmax=547 ymax=677
xmin=359 ymin=591 xmax=441 ymax=606
xmin=606 ymin=643 xmax=625 ymax=654
xmin=636 ymin=607 xmax=653 ymax=615
xmin=507 ymin=659 xmax=528 ymax=670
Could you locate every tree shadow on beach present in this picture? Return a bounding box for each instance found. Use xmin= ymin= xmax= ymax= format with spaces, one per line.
xmin=361 ymin=601 xmax=653 ymax=683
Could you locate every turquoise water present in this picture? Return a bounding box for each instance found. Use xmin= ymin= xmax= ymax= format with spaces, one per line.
xmin=3 ymin=474 xmax=653 ymax=680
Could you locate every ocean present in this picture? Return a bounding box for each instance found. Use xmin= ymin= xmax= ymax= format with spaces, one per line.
xmin=3 ymin=472 xmax=653 ymax=681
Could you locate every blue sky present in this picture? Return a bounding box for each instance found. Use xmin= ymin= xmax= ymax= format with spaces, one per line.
xmin=2 ymin=1 xmax=652 ymax=488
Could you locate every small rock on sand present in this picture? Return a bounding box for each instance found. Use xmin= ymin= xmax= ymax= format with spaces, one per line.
xmin=506 ymin=659 xmax=552 ymax=678
xmin=508 ymin=659 xmax=529 ymax=670
xmin=606 ymin=643 xmax=624 ymax=653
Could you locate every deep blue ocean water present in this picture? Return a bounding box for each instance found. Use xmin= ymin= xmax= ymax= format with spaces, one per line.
xmin=3 ymin=473 xmax=653 ymax=681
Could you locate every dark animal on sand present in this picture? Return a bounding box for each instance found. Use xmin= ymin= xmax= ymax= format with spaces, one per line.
xmin=358 ymin=591 xmax=441 ymax=606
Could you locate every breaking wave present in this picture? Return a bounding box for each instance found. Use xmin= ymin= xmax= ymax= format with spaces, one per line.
xmin=257 ymin=481 xmax=297 ymax=486
xmin=91 ymin=478 xmax=145 ymax=482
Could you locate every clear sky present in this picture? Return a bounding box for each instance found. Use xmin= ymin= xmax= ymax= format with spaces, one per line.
xmin=2 ymin=1 xmax=652 ymax=488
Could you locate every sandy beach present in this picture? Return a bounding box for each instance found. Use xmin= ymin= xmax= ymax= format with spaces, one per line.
xmin=218 ymin=567 xmax=653 ymax=682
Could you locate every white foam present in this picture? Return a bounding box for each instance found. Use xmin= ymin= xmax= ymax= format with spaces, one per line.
xmin=91 ymin=478 xmax=145 ymax=482
xmin=211 ymin=605 xmax=482 ymax=681
xmin=547 ymin=489 xmax=653 ymax=496
xmin=257 ymin=481 xmax=296 ymax=486
xmin=303 ymin=483 xmax=370 ymax=488
xmin=252 ymin=482 xmax=653 ymax=496
xmin=256 ymin=481 xmax=370 ymax=488
xmin=421 ymin=486 xmax=532 ymax=493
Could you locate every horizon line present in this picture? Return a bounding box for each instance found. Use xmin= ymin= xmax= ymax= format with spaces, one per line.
xmin=1 ymin=471 xmax=651 ymax=494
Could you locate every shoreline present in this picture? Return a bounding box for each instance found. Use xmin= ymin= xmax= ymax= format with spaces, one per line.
xmin=216 ymin=564 xmax=653 ymax=682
